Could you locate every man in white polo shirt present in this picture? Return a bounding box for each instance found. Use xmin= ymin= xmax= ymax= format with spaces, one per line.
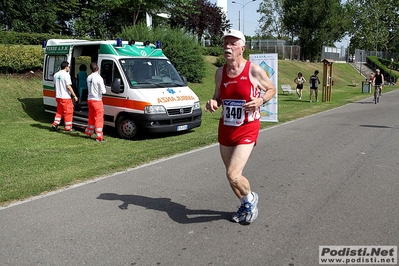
xmin=51 ymin=61 xmax=77 ymax=131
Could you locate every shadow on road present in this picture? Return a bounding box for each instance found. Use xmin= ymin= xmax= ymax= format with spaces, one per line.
xmin=355 ymin=101 xmax=375 ymax=104
xmin=359 ymin=124 xmax=393 ymax=129
xmin=97 ymin=193 xmax=231 ymax=224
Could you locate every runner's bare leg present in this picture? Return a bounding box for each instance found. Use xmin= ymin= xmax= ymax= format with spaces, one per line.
xmin=220 ymin=143 xmax=255 ymax=198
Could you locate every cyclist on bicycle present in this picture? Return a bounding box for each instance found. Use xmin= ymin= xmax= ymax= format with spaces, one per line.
xmin=373 ymin=69 xmax=384 ymax=96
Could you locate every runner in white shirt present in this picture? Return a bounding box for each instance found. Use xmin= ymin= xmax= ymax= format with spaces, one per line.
xmin=294 ymin=72 xmax=306 ymax=100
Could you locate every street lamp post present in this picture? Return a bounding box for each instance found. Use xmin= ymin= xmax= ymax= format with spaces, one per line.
xmin=375 ymin=19 xmax=379 ymax=56
xmin=360 ymin=52 xmax=362 ymax=76
xmin=390 ymin=58 xmax=394 ymax=85
xmin=238 ymin=10 xmax=240 ymax=31
xmin=231 ymin=0 xmax=256 ymax=36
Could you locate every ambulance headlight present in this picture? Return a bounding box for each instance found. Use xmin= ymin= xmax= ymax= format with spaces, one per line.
xmin=144 ymin=105 xmax=166 ymax=114
xmin=193 ymin=101 xmax=201 ymax=110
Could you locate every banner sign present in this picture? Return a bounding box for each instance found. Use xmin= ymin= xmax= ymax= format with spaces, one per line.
xmin=249 ymin=53 xmax=278 ymax=122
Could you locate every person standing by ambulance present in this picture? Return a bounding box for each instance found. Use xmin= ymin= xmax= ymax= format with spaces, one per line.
xmin=51 ymin=61 xmax=77 ymax=132
xmin=85 ymin=62 xmax=106 ymax=142
xmin=205 ymin=29 xmax=276 ymax=224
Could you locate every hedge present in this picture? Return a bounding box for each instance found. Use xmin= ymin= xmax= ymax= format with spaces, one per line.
xmin=367 ymin=56 xmax=398 ymax=83
xmin=0 ymin=45 xmax=43 ymax=73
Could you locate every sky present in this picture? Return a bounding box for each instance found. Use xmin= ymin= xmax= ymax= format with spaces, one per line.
xmin=210 ymin=0 xmax=260 ymax=37
xmin=209 ymin=0 xmax=348 ymax=48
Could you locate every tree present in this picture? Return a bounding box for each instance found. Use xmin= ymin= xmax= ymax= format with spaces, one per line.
xmin=0 ymin=0 xmax=60 ymax=33
xmin=53 ymin=0 xmax=81 ymax=36
xmin=281 ymin=0 xmax=348 ymax=60
xmin=346 ymin=0 xmax=399 ymax=53
xmin=0 ymin=0 xmax=198 ymax=39
xmin=256 ymin=0 xmax=287 ymax=38
xmin=120 ymin=24 xmax=206 ymax=82
xmin=74 ymin=0 xmax=195 ymax=39
xmin=0 ymin=0 xmax=232 ymax=44
xmin=169 ymin=0 xmax=231 ymax=43
xmin=69 ymin=0 xmax=113 ymax=38
xmin=99 ymin=0 xmax=193 ymax=28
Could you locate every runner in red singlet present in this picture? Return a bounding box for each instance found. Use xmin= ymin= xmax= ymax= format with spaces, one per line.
xmin=205 ymin=29 xmax=276 ymax=224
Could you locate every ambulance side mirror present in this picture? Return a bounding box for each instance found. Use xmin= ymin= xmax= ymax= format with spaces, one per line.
xmin=111 ymin=78 xmax=123 ymax=93
xmin=181 ymin=76 xmax=187 ymax=85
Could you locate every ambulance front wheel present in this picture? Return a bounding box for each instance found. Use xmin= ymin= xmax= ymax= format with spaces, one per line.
xmin=116 ymin=116 xmax=138 ymax=139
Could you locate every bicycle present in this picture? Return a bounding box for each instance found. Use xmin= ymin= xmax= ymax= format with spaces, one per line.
xmin=373 ymin=84 xmax=381 ymax=104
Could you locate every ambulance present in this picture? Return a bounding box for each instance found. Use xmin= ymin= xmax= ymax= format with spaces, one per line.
xmin=42 ymin=38 xmax=202 ymax=139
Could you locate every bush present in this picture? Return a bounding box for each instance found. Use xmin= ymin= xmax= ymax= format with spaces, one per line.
xmin=0 ymin=31 xmax=78 ymax=74
xmin=0 ymin=27 xmax=207 ymax=81
xmin=0 ymin=31 xmax=66 ymax=45
xmin=202 ymin=46 xmax=223 ymax=57
xmin=0 ymin=45 xmax=43 ymax=73
xmin=215 ymin=55 xmax=225 ymax=67
xmin=120 ymin=25 xmax=206 ymax=83
xmin=367 ymin=56 xmax=398 ymax=83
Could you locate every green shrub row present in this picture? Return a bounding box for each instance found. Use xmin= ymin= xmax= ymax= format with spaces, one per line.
xmin=201 ymin=46 xmax=223 ymax=57
xmin=378 ymin=57 xmax=399 ymax=71
xmin=0 ymin=31 xmax=71 ymax=73
xmin=0 ymin=45 xmax=43 ymax=73
xmin=367 ymin=56 xmax=398 ymax=83
xmin=0 ymin=27 xmax=207 ymax=82
xmin=0 ymin=31 xmax=67 ymax=45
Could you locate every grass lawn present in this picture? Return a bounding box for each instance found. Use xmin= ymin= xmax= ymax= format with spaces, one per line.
xmin=0 ymin=57 xmax=397 ymax=206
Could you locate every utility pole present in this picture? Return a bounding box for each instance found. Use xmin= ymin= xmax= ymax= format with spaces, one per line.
xmin=232 ymin=0 xmax=256 ymax=35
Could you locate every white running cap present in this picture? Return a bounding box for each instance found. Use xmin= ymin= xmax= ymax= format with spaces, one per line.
xmin=222 ymin=29 xmax=246 ymax=43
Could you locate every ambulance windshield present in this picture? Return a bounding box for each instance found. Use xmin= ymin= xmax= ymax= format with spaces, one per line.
xmin=120 ymin=58 xmax=186 ymax=88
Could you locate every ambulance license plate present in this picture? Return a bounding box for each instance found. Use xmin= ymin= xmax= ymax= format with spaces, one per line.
xmin=176 ymin=125 xmax=188 ymax=131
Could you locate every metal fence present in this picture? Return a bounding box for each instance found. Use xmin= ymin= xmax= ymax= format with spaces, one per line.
xmin=322 ymin=46 xmax=399 ymax=64
xmin=353 ymin=49 xmax=399 ymax=63
xmin=321 ymin=46 xmax=346 ymax=62
xmin=202 ymin=38 xmax=300 ymax=60
xmin=246 ymin=39 xmax=300 ymax=60
xmin=203 ymin=39 xmax=396 ymax=63
xmin=353 ymin=48 xmax=398 ymax=84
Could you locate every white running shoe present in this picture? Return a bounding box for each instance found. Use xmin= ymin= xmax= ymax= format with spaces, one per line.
xmin=245 ymin=192 xmax=258 ymax=223
xmin=231 ymin=204 xmax=247 ymax=223
xmin=231 ymin=192 xmax=259 ymax=224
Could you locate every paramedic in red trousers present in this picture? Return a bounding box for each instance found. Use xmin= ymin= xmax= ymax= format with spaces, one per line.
xmin=51 ymin=61 xmax=77 ymax=131
xmin=205 ymin=29 xmax=276 ymax=224
xmin=85 ymin=62 xmax=106 ymax=142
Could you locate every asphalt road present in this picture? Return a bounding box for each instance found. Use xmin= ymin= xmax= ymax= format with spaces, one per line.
xmin=1 ymin=90 xmax=398 ymax=266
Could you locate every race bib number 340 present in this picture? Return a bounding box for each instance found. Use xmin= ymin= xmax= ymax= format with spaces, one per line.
xmin=222 ymin=99 xmax=246 ymax=126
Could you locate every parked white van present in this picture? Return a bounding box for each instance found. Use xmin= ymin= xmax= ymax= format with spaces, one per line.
xmin=42 ymin=38 xmax=202 ymax=139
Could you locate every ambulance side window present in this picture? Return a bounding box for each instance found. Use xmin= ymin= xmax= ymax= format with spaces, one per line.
xmin=100 ymin=60 xmax=123 ymax=88
xmin=101 ymin=61 xmax=113 ymax=86
xmin=44 ymin=55 xmax=67 ymax=81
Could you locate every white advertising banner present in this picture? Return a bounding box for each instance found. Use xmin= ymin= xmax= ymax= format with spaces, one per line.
xmin=249 ymin=54 xmax=278 ymax=122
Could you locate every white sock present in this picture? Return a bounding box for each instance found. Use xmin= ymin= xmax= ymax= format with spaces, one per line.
xmin=240 ymin=192 xmax=253 ymax=204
